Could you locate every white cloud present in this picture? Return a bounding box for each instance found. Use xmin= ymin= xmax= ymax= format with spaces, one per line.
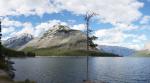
xmin=115 ymin=23 xmax=139 ymax=31
xmin=34 ymin=20 xmax=68 ymax=37
xmin=0 ymin=0 xmax=144 ymax=25
xmin=94 ymin=28 xmax=124 ymax=44
xmin=67 ymin=19 xmax=76 ymax=25
xmin=0 ymin=0 xmax=61 ymax=16
xmin=15 ymin=27 xmax=34 ymax=36
xmin=122 ymin=43 xmax=142 ymax=50
xmin=140 ymin=16 xmax=150 ymax=24
xmin=2 ymin=27 xmax=15 ymax=34
xmin=15 ymin=22 xmax=34 ymax=36
xmin=54 ymin=0 xmax=143 ymax=25
xmin=1 ymin=18 xmax=22 ymax=27
xmin=1 ymin=18 xmax=35 ymax=36
xmin=94 ymin=25 xmax=148 ymax=50
xmin=71 ymin=24 xmax=85 ymax=31
xmin=138 ymin=34 xmax=147 ymax=41
xmin=2 ymin=19 xmax=70 ymax=39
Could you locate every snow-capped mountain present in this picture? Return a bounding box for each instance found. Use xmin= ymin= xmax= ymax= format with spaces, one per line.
xmin=19 ymin=24 xmax=89 ymax=50
xmin=98 ymin=45 xmax=136 ymax=56
xmin=3 ymin=33 xmax=34 ymax=49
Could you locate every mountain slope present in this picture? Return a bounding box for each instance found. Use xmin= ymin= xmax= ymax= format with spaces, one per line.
xmin=134 ymin=42 xmax=150 ymax=57
xmin=19 ymin=24 xmax=119 ymax=56
xmin=3 ymin=33 xmax=33 ymax=49
xmin=98 ymin=45 xmax=136 ymax=56
xmin=135 ymin=50 xmax=150 ymax=57
xmin=20 ymin=25 xmax=87 ymax=50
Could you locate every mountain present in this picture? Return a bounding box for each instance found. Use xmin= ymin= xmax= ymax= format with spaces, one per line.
xmin=2 ymin=24 xmax=119 ymax=56
xmin=3 ymin=33 xmax=33 ymax=49
xmin=98 ymin=45 xmax=136 ymax=56
xmin=20 ymin=24 xmax=87 ymax=50
xmin=18 ymin=24 xmax=119 ymax=56
xmin=135 ymin=50 xmax=150 ymax=57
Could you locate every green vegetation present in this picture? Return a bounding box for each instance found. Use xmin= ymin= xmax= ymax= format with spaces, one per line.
xmin=23 ymin=47 xmax=119 ymax=56
xmin=0 ymin=61 xmax=9 ymax=70
xmin=1 ymin=45 xmax=35 ymax=57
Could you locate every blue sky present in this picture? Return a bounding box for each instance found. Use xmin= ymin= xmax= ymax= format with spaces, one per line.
xmin=0 ymin=0 xmax=150 ymax=50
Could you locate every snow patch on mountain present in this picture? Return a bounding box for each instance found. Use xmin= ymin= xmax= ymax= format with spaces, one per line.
xmin=3 ymin=33 xmax=34 ymax=49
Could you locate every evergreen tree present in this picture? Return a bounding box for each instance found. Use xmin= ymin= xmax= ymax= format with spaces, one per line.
xmin=0 ymin=20 xmax=4 ymax=61
xmin=0 ymin=20 xmax=7 ymax=70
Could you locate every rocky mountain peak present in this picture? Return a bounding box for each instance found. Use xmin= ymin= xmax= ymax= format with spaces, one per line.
xmin=53 ymin=24 xmax=70 ymax=31
xmin=41 ymin=24 xmax=72 ymax=38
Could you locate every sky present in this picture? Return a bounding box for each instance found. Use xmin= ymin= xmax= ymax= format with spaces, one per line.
xmin=0 ymin=0 xmax=150 ymax=50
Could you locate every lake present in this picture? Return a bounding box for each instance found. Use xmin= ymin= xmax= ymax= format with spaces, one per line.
xmin=11 ymin=57 xmax=150 ymax=83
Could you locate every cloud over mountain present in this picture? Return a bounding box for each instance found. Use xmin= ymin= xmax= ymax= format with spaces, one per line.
xmin=0 ymin=0 xmax=150 ymax=50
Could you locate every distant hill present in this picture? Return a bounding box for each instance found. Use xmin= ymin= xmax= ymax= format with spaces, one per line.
xmin=134 ymin=50 xmax=150 ymax=57
xmin=98 ymin=45 xmax=136 ymax=56
xmin=134 ymin=43 xmax=150 ymax=57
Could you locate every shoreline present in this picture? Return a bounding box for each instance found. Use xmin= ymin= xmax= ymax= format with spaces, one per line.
xmin=0 ymin=69 xmax=13 ymax=83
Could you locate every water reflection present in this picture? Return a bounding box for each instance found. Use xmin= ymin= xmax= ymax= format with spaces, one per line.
xmin=12 ymin=57 xmax=150 ymax=83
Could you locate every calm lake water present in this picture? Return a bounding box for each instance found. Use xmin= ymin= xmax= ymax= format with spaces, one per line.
xmin=11 ymin=57 xmax=150 ymax=83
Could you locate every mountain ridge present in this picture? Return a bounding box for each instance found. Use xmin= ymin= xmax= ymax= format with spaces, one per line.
xmin=2 ymin=24 xmax=120 ymax=57
xmin=3 ymin=33 xmax=33 ymax=49
xmin=134 ymin=42 xmax=150 ymax=57
xmin=19 ymin=24 xmax=89 ymax=51
xmin=98 ymin=45 xmax=136 ymax=56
